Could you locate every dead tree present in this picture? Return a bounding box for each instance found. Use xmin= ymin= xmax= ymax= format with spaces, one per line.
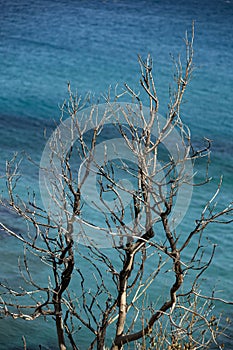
xmin=0 ymin=24 xmax=232 ymax=350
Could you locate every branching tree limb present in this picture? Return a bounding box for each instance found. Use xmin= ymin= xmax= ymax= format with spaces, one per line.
xmin=0 ymin=23 xmax=232 ymax=350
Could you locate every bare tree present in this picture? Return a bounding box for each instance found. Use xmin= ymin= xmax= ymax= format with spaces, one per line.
xmin=0 ymin=24 xmax=232 ymax=350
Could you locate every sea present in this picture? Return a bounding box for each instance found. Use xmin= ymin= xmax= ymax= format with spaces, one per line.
xmin=0 ymin=0 xmax=233 ymax=349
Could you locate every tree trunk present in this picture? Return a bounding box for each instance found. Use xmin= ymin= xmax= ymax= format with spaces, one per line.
xmin=54 ymin=297 xmax=67 ymax=350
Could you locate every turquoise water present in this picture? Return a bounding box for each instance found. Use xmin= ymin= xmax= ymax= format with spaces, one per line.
xmin=0 ymin=0 xmax=233 ymax=348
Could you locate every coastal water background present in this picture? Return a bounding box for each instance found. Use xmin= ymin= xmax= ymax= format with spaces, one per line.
xmin=0 ymin=0 xmax=232 ymax=348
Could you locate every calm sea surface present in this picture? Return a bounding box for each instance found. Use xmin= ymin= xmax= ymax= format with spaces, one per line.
xmin=0 ymin=0 xmax=233 ymax=348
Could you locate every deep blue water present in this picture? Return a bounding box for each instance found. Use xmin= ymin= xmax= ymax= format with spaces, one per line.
xmin=0 ymin=0 xmax=233 ymax=349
